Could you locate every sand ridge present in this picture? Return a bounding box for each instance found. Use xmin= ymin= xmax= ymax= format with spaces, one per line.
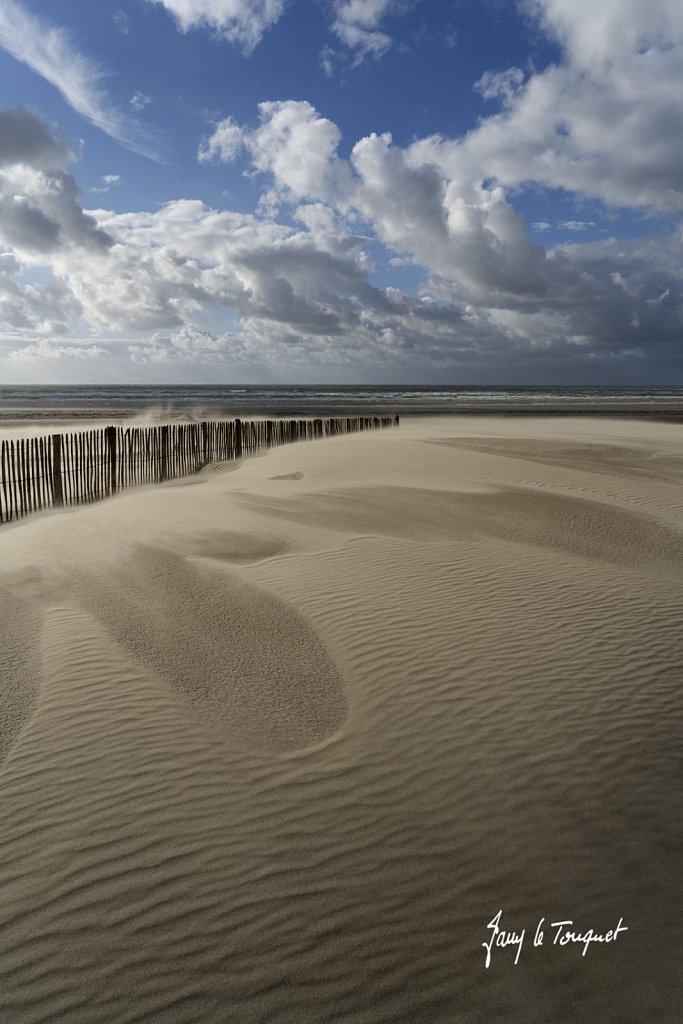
xmin=67 ymin=544 xmax=347 ymax=753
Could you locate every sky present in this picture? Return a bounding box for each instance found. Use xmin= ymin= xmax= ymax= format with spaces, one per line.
xmin=0 ymin=0 xmax=682 ymax=384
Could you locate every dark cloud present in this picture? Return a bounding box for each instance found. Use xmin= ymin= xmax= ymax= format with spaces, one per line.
xmin=0 ymin=106 xmax=71 ymax=169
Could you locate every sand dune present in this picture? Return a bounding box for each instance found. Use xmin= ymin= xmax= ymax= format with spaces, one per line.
xmin=0 ymin=416 xmax=681 ymax=1023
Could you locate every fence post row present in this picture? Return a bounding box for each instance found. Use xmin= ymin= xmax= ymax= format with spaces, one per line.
xmin=0 ymin=415 xmax=399 ymax=524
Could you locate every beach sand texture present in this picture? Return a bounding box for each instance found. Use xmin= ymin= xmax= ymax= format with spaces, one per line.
xmin=0 ymin=415 xmax=681 ymax=1023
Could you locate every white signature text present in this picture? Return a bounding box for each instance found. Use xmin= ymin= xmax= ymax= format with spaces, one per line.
xmin=482 ymin=909 xmax=628 ymax=968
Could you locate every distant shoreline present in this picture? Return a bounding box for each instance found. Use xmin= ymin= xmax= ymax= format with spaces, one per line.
xmin=2 ymin=404 xmax=683 ymax=427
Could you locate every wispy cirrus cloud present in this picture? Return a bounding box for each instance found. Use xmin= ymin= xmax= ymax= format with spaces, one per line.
xmin=0 ymin=0 xmax=161 ymax=160
xmin=559 ymin=220 xmax=595 ymax=231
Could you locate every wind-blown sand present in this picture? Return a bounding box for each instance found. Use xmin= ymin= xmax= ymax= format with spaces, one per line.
xmin=0 ymin=415 xmax=681 ymax=1023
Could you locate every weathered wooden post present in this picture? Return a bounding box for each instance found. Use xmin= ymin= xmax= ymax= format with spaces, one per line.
xmin=51 ymin=434 xmax=64 ymax=507
xmin=0 ymin=441 xmax=9 ymax=521
xmin=160 ymin=425 xmax=169 ymax=482
xmin=234 ymin=418 xmax=243 ymax=459
xmin=201 ymin=422 xmax=209 ymax=465
xmin=105 ymin=426 xmax=117 ymax=496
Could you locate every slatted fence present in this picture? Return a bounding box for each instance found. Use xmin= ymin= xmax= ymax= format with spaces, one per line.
xmin=0 ymin=415 xmax=399 ymax=524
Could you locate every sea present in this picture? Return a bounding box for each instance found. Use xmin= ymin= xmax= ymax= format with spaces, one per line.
xmin=1 ymin=384 xmax=683 ymax=422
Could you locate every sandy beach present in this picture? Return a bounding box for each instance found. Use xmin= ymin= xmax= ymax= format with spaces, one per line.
xmin=0 ymin=414 xmax=681 ymax=1023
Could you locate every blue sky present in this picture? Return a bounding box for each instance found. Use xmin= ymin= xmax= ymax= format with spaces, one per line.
xmin=0 ymin=0 xmax=682 ymax=382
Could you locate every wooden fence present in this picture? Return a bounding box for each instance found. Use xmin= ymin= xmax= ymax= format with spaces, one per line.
xmin=0 ymin=415 xmax=399 ymax=524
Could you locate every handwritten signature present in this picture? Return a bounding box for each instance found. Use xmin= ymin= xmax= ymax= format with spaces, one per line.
xmin=482 ymin=909 xmax=628 ymax=968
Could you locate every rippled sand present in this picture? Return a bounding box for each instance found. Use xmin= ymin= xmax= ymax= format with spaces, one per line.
xmin=0 ymin=416 xmax=681 ymax=1023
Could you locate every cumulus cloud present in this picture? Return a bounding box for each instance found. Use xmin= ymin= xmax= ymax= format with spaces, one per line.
xmin=523 ymin=0 xmax=683 ymax=67
xmin=8 ymin=338 xmax=107 ymax=363
xmin=247 ymin=101 xmax=346 ymax=199
xmin=0 ymin=106 xmax=72 ymax=169
xmin=226 ymin=101 xmax=548 ymax=305
xmin=0 ymin=0 xmax=161 ymax=159
xmin=147 ymin=0 xmax=287 ymax=54
xmin=0 ymin=250 xmax=76 ymax=334
xmin=185 ymin=92 xmax=683 ymax=373
xmin=75 ymin=181 xmax=683 ymax=375
xmin=128 ymin=324 xmax=248 ymax=364
xmin=42 ymin=1 xmax=683 ymax=375
xmin=79 ymin=196 xmax=385 ymax=337
xmin=3 ymin=38 xmax=683 ymax=384
xmin=215 ymin=101 xmax=352 ymax=204
xmin=0 ymin=108 xmax=112 ymax=259
xmin=427 ymin=0 xmax=683 ymax=211
xmin=197 ymin=117 xmax=244 ymax=164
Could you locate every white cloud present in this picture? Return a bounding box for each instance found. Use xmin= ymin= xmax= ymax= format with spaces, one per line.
xmin=233 ymin=101 xmax=351 ymax=202
xmin=198 ymin=117 xmax=244 ymax=164
xmin=89 ymin=173 xmax=121 ymax=193
xmin=190 ymin=95 xmax=683 ymax=373
xmin=8 ymin=338 xmax=107 ymax=362
xmin=523 ymin=0 xmax=683 ymax=68
xmin=0 ymin=0 xmax=161 ymax=159
xmin=130 ymin=91 xmax=152 ymax=113
xmin=0 ymin=250 xmax=76 ymax=334
xmin=149 ymin=0 xmax=399 ymax=62
xmin=559 ymin=220 xmax=594 ymax=231
xmin=319 ymin=44 xmax=336 ymax=78
xmin=331 ymin=0 xmax=394 ymax=61
xmin=647 ymin=288 xmax=670 ymax=306
xmin=128 ymin=324 xmax=248 ymax=364
xmin=2 ymin=98 xmax=683 ymax=379
xmin=74 ymin=186 xmax=683 ymax=374
xmin=147 ymin=0 xmax=287 ymax=54
xmin=475 ymin=67 xmax=525 ymax=105
xmin=430 ymin=0 xmax=683 ymax=211
xmin=113 ymin=9 xmax=129 ymax=34
xmin=611 ymin=271 xmax=637 ymax=296
xmin=0 ymin=108 xmax=112 ymax=257
xmin=230 ymin=102 xmax=547 ymax=305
